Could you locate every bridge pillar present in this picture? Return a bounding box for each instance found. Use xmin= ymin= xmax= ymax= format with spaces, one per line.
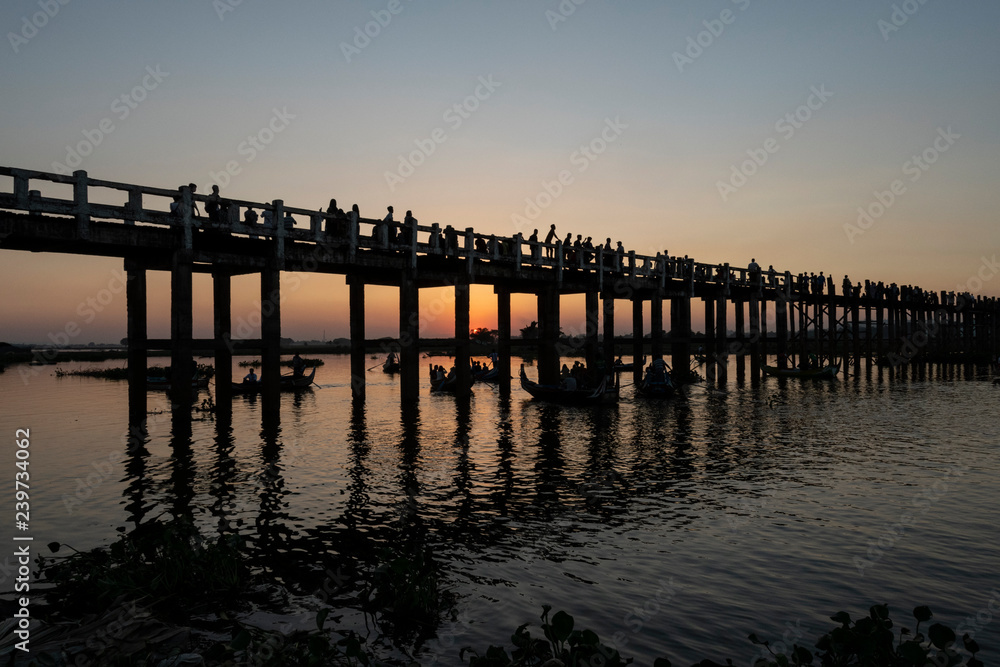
xmin=749 ymin=293 xmax=761 ymax=379
xmin=585 ymin=291 xmax=600 ymax=370
xmin=716 ymin=295 xmax=728 ymax=385
xmin=602 ymin=290 xmax=615 ymax=379
xmin=349 ymin=276 xmax=366 ymax=399
xmin=670 ymin=295 xmax=691 ymax=381
xmin=852 ymin=296 xmax=861 ymax=367
xmin=537 ymin=286 xmax=560 ymax=385
xmin=213 ymin=270 xmax=232 ymax=414
xmin=632 ymin=296 xmax=643 ymax=387
xmin=775 ymin=294 xmax=787 ymax=368
xmin=651 ymin=291 xmax=664 ymax=361
xmin=497 ymin=287 xmax=512 ymax=396
xmin=170 ymin=250 xmax=194 ymax=407
xmin=260 ymin=262 xmax=281 ymax=413
xmin=703 ymin=297 xmax=715 ymax=384
xmin=455 ymin=280 xmax=472 ymax=397
xmin=125 ymin=259 xmax=147 ymax=423
xmin=399 ymin=272 xmax=420 ymax=401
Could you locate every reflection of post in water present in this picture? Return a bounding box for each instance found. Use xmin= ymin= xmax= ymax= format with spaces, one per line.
xmin=341 ymin=394 xmax=371 ymax=532
xmin=209 ymin=408 xmax=238 ymax=535
xmin=122 ymin=414 xmax=152 ymax=527
xmin=396 ymin=401 xmax=423 ymax=540
xmin=493 ymin=396 xmax=516 ymax=518
xmin=167 ymin=406 xmax=196 ymax=520
xmin=255 ymin=420 xmax=290 ymax=561
xmin=449 ymin=395 xmax=474 ymax=527
xmin=584 ymin=404 xmax=621 ymax=476
xmin=532 ymin=404 xmax=568 ymax=516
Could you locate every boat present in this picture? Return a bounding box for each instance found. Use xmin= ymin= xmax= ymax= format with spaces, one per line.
xmin=382 ymin=359 xmax=400 ymax=374
xmin=613 ymin=356 xmax=645 ymax=373
xmin=636 ymin=359 xmax=675 ymax=398
xmin=473 ymin=365 xmax=501 ymax=383
xmin=231 ymin=366 xmax=316 ymax=393
xmin=518 ymin=364 xmax=617 ymax=405
xmin=429 ymin=364 xmax=474 ymax=394
xmin=763 ymin=363 xmax=839 ymax=379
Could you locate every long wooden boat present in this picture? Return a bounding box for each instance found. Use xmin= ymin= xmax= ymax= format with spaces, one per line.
xmin=763 ymin=363 xmax=839 ymax=379
xmin=429 ymin=365 xmax=474 ymax=394
xmin=636 ymin=360 xmax=675 ymax=398
xmin=473 ymin=365 xmax=501 ymax=383
xmin=231 ymin=366 xmax=316 ymax=393
xmin=613 ymin=356 xmax=645 ymax=373
xmin=518 ymin=365 xmax=617 ymax=405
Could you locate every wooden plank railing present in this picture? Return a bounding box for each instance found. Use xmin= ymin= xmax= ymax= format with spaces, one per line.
xmin=2 ymin=165 xmax=984 ymax=308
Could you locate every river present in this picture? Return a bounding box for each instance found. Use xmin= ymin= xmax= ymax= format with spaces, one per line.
xmin=1 ymin=355 xmax=997 ymax=664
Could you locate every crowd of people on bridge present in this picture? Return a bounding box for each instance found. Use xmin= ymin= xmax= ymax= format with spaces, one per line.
xmin=168 ymin=184 xmax=995 ymax=311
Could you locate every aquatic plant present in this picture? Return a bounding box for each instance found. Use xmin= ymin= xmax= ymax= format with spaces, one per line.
xmin=361 ymin=546 xmax=456 ymax=648
xmin=238 ymin=357 xmax=325 ymax=368
xmin=461 ymin=604 xmax=984 ymax=667
xmin=38 ymin=518 xmax=249 ymax=622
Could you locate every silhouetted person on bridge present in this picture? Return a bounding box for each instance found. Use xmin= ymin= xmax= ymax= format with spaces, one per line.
xmin=544 ymin=224 xmax=557 ymax=258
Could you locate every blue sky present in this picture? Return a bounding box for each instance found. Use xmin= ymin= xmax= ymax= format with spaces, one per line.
xmin=2 ymin=0 xmax=998 ymax=342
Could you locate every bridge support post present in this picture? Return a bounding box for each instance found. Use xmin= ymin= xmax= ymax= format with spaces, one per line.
xmin=852 ymin=296 xmax=861 ymax=368
xmin=749 ymin=293 xmax=761 ymax=379
xmin=349 ymin=276 xmax=366 ymax=399
xmin=651 ymin=292 xmax=664 ymax=361
xmin=602 ymin=290 xmax=615 ymax=379
xmin=455 ymin=280 xmax=472 ymax=397
xmin=538 ymin=286 xmax=560 ymax=385
xmin=213 ymin=270 xmax=232 ymax=414
xmin=632 ymin=296 xmax=644 ymax=386
xmin=775 ymin=293 xmax=787 ymax=368
xmin=399 ymin=272 xmax=420 ymax=402
xmin=260 ymin=262 xmax=281 ymax=414
xmin=125 ymin=259 xmax=147 ymax=423
xmin=585 ymin=291 xmax=600 ymax=370
xmin=497 ymin=287 xmax=512 ymax=396
xmin=170 ymin=250 xmax=193 ymax=407
xmin=703 ymin=297 xmax=716 ymax=384
xmin=670 ymin=295 xmax=691 ymax=382
xmin=716 ymin=295 xmax=728 ymax=385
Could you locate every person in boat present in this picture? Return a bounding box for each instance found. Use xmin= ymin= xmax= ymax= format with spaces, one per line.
xmin=386 ymin=351 xmax=397 ymax=366
xmin=243 ymin=368 xmax=258 ymax=384
xmin=292 ymin=353 xmax=306 ymax=378
xmin=489 ymin=351 xmax=499 ymax=367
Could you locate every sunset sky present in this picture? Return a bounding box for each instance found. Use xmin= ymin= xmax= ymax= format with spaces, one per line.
xmin=1 ymin=1 xmax=998 ymax=344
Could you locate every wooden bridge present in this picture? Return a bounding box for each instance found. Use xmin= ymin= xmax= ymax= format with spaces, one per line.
xmin=2 ymin=166 xmax=997 ymax=416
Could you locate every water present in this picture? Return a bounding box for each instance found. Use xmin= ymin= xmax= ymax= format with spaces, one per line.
xmin=1 ymin=356 xmax=998 ymax=664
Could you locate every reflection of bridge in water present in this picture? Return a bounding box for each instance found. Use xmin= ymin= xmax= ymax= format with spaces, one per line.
xmin=2 ymin=166 xmax=998 ymax=418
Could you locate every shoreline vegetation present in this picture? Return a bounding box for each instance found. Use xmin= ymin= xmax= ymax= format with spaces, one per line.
xmin=0 ymin=519 xmax=984 ymax=666
xmin=4 ymin=342 xmax=996 ymax=368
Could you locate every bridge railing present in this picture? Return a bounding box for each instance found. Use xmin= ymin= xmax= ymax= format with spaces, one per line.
xmin=9 ymin=166 xmax=956 ymax=303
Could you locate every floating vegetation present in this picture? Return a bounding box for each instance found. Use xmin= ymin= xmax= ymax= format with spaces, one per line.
xmin=238 ymin=357 xmax=325 ymax=368
xmin=54 ymin=364 xmax=215 ymax=381
xmin=55 ymin=366 xmax=129 ymax=380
